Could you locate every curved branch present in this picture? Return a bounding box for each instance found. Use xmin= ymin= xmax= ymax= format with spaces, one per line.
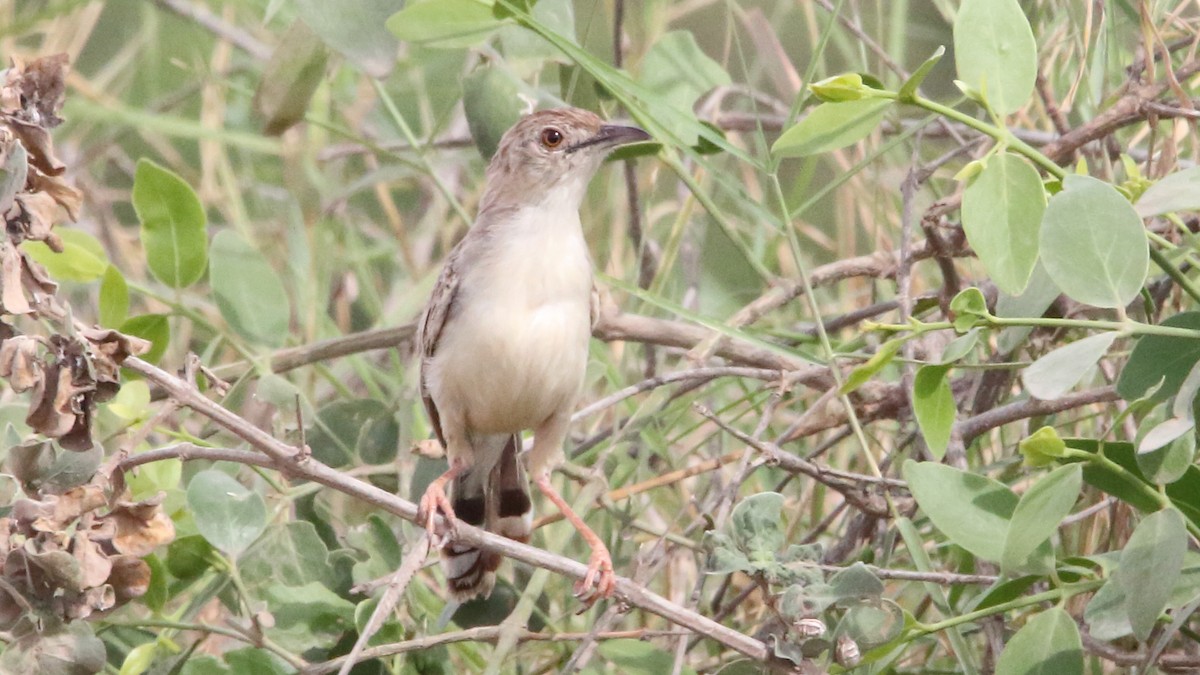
xmin=121 ymin=356 xmax=774 ymax=664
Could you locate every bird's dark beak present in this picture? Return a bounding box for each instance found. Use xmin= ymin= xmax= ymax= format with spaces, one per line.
xmin=568 ymin=124 xmax=652 ymax=153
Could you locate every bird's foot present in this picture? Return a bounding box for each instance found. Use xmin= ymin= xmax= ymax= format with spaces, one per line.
xmin=417 ymin=479 xmax=458 ymax=546
xmin=574 ymin=544 xmax=615 ymax=609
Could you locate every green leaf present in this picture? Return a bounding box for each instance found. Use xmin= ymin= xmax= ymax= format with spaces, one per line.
xmin=1115 ymin=508 xmax=1187 ymax=640
xmin=912 ymin=365 xmax=955 ymax=459
xmin=1137 ymin=428 xmax=1195 ymax=485
xmin=1134 ymin=166 xmax=1200 ymax=217
xmin=118 ymin=642 xmax=156 ymax=675
xmin=1001 ymin=464 xmax=1081 ymax=575
xmin=995 ymin=607 xmax=1082 ymax=675
xmin=772 ymin=99 xmax=892 ymax=158
xmin=253 ymin=20 xmax=330 ymax=136
xmin=949 ymin=287 xmax=990 ymax=331
xmin=142 ymin=553 xmax=169 ymax=614
xmin=386 ymin=0 xmax=502 ymax=47
xmin=953 ymin=0 xmax=1037 ymax=115
xmin=809 ymin=72 xmax=872 ymax=102
xmin=638 ymin=31 xmax=731 ymax=146
xmin=294 ymin=0 xmax=398 ymax=78
xmin=841 ymin=336 xmax=908 ymax=394
xmin=828 ymin=562 xmax=884 ymax=601
xmin=598 ymin=639 xmax=697 ymax=675
xmin=133 ymin=159 xmax=208 ymax=289
xmin=1040 ymin=175 xmax=1148 ymax=309
xmin=186 ymin=469 xmax=267 ymax=558
xmin=209 ymin=231 xmax=290 ymax=347
xmin=902 ymin=460 xmax=1015 ymax=563
xmin=940 ymin=328 xmax=980 ymax=364
xmin=1021 ymin=332 xmax=1117 ymax=400
xmin=1019 ymin=426 xmax=1067 ymax=467
xmin=730 ymin=492 xmax=786 ymax=568
xmin=22 ymin=228 xmax=108 ymax=282
xmin=961 ymin=153 xmax=1045 ymax=294
xmin=307 ymin=399 xmax=398 ymax=467
xmin=1118 ymin=312 xmax=1200 ymax=401
xmin=238 ymin=521 xmax=352 ymax=593
xmin=462 ymin=65 xmax=527 ymax=160
xmin=996 ymin=261 xmax=1061 ymax=354
xmin=839 ymin=598 xmax=905 ymax=649
xmin=898 ymin=46 xmax=946 ymax=101
xmin=119 ymin=314 xmax=170 ymax=365
xmin=166 ymin=534 xmax=214 ymax=580
xmin=98 ymin=265 xmax=129 ymax=327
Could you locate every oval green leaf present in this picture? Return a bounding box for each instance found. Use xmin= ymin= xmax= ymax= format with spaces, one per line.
xmin=902 ymin=460 xmax=1016 ymax=562
xmin=22 ymin=228 xmax=108 ymax=283
xmin=386 ymin=0 xmax=502 ymax=48
xmin=1117 ymin=311 xmax=1200 ymax=401
xmin=133 ymin=159 xmax=208 ymax=289
xmin=294 ymin=0 xmax=398 ymax=78
xmin=912 ymin=365 xmax=955 ymax=459
xmin=1135 ymin=166 xmax=1200 ymax=218
xmin=953 ymin=0 xmax=1037 ymax=115
xmin=98 ymin=264 xmax=129 ymax=328
xmin=1040 ymin=175 xmax=1148 ymax=309
xmin=995 ymin=607 xmax=1082 ymax=675
xmin=961 ymin=153 xmax=1045 ymax=294
xmin=119 ymin=314 xmax=170 ymax=365
xmin=209 ymin=230 xmax=290 ymax=347
xmin=186 ymin=469 xmax=267 ymax=558
xmin=1115 ymin=507 xmax=1187 ymax=640
xmin=1001 ymin=464 xmax=1082 ymax=575
xmin=772 ymin=99 xmax=892 ymax=158
xmin=1021 ymin=332 xmax=1117 ymax=400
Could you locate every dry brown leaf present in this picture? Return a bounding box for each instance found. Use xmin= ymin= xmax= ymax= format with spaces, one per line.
xmin=71 ymin=532 xmax=111 ymax=590
xmin=26 ymin=363 xmax=80 ymax=440
xmin=105 ymin=494 xmax=175 ymax=557
xmin=81 ymin=328 xmax=150 ymax=402
xmin=13 ymin=191 xmax=62 ymax=248
xmin=27 ymin=167 xmax=81 ymax=222
xmin=107 ymin=555 xmax=150 ymax=603
xmin=0 ymin=334 xmax=43 ymax=392
xmin=1 ymin=55 xmax=69 ymax=177
xmin=0 ymin=241 xmax=30 ymax=314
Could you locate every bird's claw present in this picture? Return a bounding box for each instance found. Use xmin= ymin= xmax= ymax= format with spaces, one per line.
xmin=573 ymin=548 xmax=615 ymax=610
xmin=417 ymin=485 xmax=458 ymax=547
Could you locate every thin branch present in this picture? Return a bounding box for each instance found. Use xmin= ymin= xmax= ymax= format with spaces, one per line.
xmin=956 ymin=386 xmax=1119 ymax=446
xmin=121 ymin=356 xmax=774 ymax=664
xmin=150 ymin=0 xmax=272 ymax=61
xmin=306 ymin=628 xmax=692 ymax=675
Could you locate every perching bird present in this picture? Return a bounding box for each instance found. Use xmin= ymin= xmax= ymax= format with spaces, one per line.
xmin=416 ymin=108 xmax=650 ymax=604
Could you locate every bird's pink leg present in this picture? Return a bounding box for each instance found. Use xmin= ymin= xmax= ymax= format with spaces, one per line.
xmin=417 ymin=458 xmax=466 ymax=542
xmin=533 ymin=472 xmax=615 ymax=605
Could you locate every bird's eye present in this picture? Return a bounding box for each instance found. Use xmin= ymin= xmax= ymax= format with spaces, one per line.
xmin=540 ymin=127 xmax=564 ymax=148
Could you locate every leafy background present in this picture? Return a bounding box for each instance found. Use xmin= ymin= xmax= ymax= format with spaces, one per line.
xmin=2 ymin=0 xmax=1200 ymax=673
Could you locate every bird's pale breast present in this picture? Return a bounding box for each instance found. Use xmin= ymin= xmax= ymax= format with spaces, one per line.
xmin=428 ymin=208 xmax=593 ymax=434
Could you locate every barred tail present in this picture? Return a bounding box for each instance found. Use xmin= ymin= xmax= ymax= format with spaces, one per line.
xmin=440 ymin=434 xmax=532 ymax=602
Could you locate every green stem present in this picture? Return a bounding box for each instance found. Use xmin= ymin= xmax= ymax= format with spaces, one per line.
xmin=912 ymin=580 xmax=1104 ymax=636
xmin=1148 ymin=242 xmax=1200 ymax=306
xmin=872 ymin=317 xmax=1200 ymax=341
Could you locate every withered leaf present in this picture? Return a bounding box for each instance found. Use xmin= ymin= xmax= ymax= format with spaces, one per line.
xmin=70 ymin=533 xmax=111 ymax=590
xmin=0 ymin=334 xmax=44 ymax=392
xmin=107 ymin=555 xmax=150 ymax=603
xmin=20 ymin=548 xmax=84 ymax=593
xmin=1 ymin=55 xmax=70 ymax=177
xmin=27 ymin=167 xmax=81 ymax=222
xmin=80 ymin=328 xmax=149 ymax=402
xmin=49 ymin=485 xmax=105 ymax=529
xmin=27 ymin=363 xmax=81 ymax=441
xmin=13 ymin=191 xmax=64 ymax=249
xmin=105 ymin=494 xmax=175 ymax=557
xmin=1 ymin=241 xmax=31 ymax=314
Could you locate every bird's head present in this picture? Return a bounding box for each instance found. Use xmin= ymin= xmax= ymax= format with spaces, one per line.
xmin=481 ymin=108 xmax=650 ymax=212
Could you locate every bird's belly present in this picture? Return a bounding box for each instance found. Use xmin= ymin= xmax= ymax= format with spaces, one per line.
xmin=435 ymin=301 xmax=590 ymax=433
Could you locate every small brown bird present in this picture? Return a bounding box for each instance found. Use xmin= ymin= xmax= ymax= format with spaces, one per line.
xmin=416 ymin=108 xmax=650 ymax=603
